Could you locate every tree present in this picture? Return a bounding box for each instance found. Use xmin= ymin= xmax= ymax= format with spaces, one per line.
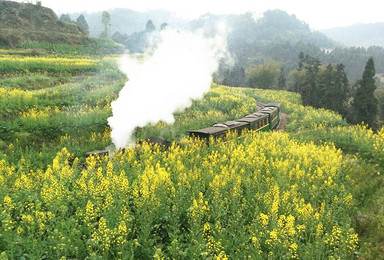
xmin=318 ymin=63 xmax=349 ymax=116
xmin=298 ymin=55 xmax=321 ymax=106
xmin=145 ymin=19 xmax=156 ymax=32
xmin=76 ymin=14 xmax=89 ymax=34
xmin=298 ymin=52 xmax=305 ymax=70
xmin=277 ymin=67 xmax=287 ymax=89
xmin=160 ymin=22 xmax=168 ymax=30
xmin=100 ymin=11 xmax=111 ymax=38
xmin=221 ymin=66 xmax=246 ymax=87
xmin=59 ymin=14 xmax=72 ymax=23
xmin=331 ymin=63 xmax=349 ymax=116
xmin=352 ymin=57 xmax=378 ymax=128
xmin=246 ymin=61 xmax=280 ymax=89
xmin=288 ymin=69 xmax=305 ymax=92
xmin=111 ymin=31 xmax=128 ymax=45
xmin=291 ymin=53 xmax=350 ymax=114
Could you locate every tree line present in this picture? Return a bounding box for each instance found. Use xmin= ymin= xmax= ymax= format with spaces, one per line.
xmin=293 ymin=54 xmax=378 ymax=128
xmin=60 ymin=14 xmax=89 ymax=34
xmin=237 ymin=54 xmax=379 ymax=129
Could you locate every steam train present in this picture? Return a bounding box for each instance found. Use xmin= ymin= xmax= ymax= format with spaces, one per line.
xmin=85 ymin=102 xmax=281 ymax=158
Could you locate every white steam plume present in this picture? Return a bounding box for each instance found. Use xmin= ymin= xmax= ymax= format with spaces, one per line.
xmin=108 ymin=28 xmax=228 ymax=148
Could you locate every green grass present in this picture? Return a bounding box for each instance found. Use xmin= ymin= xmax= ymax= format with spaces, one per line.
xmin=17 ymin=39 xmax=124 ymax=55
xmin=0 ymin=73 xmax=70 ymax=90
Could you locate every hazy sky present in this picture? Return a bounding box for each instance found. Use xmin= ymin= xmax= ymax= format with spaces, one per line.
xmin=20 ymin=0 xmax=384 ymax=30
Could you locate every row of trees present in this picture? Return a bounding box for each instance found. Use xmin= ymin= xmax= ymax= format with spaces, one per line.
xmin=111 ymin=20 xmax=168 ymax=52
xmin=291 ymin=53 xmax=378 ymax=128
xmin=65 ymin=10 xmax=168 ymax=51
xmin=60 ymin=14 xmax=89 ymax=34
xmin=244 ymin=61 xmax=287 ymax=89
xmin=60 ymin=11 xmax=111 ymax=38
xmin=232 ymin=54 xmax=378 ymax=129
xmin=292 ymin=53 xmax=349 ymax=116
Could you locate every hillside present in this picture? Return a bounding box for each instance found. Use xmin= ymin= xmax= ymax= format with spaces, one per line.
xmin=322 ymin=23 xmax=384 ymax=48
xmin=0 ymin=52 xmax=361 ymax=258
xmin=194 ymin=11 xmax=384 ymax=85
xmin=0 ymin=1 xmax=96 ymax=48
xmin=1 ymin=48 xmax=384 ymax=257
xmin=189 ymin=11 xmax=338 ymax=70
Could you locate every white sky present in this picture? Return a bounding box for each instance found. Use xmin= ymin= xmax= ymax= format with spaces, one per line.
xmin=18 ymin=0 xmax=384 ymax=30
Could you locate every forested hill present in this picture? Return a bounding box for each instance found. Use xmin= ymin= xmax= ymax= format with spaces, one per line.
xmin=0 ymin=1 xmax=88 ymax=47
xmin=194 ymin=11 xmax=384 ymax=84
xmin=190 ymin=10 xmax=337 ymax=50
xmin=321 ymin=23 xmax=384 ymax=48
xmin=189 ymin=10 xmax=338 ymax=72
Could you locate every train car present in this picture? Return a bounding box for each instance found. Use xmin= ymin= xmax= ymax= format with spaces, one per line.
xmin=137 ymin=136 xmax=171 ymax=149
xmin=85 ymin=150 xmax=109 ymax=158
xmin=265 ymin=102 xmax=281 ymax=109
xmin=260 ymin=103 xmax=281 ymax=130
xmin=189 ymin=120 xmax=249 ymax=140
xmin=236 ymin=112 xmax=270 ymax=132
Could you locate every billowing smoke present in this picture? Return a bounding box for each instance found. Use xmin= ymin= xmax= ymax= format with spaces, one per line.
xmin=108 ymin=28 xmax=228 ymax=148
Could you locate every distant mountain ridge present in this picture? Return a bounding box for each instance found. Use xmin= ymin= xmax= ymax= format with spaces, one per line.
xmin=321 ymin=23 xmax=384 ymax=48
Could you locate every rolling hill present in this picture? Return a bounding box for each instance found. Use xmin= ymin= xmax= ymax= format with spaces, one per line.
xmin=0 ymin=1 xmax=90 ymax=47
xmin=0 ymin=0 xmax=123 ymax=54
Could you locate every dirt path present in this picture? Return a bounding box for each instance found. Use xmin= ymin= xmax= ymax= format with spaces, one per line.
xmin=277 ymin=111 xmax=290 ymax=131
